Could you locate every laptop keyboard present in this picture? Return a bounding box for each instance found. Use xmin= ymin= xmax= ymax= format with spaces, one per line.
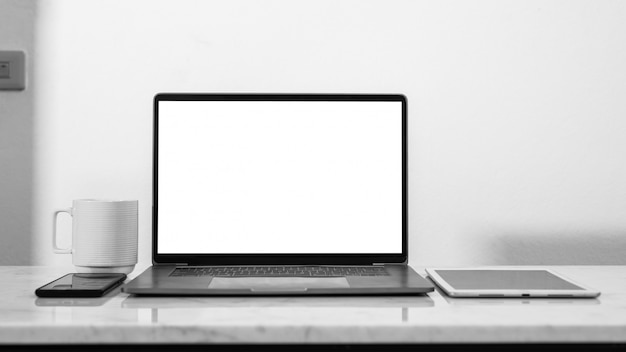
xmin=170 ymin=266 xmax=390 ymax=277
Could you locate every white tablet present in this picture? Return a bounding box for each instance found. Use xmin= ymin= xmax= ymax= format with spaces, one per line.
xmin=425 ymin=268 xmax=600 ymax=298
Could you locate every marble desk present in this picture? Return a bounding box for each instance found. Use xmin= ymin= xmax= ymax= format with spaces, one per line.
xmin=1 ymin=265 xmax=625 ymax=345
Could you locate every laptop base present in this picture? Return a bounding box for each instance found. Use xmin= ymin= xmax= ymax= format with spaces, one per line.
xmin=123 ymin=265 xmax=434 ymax=296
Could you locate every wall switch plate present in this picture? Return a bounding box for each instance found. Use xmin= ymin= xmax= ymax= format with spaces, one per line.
xmin=0 ymin=51 xmax=26 ymax=90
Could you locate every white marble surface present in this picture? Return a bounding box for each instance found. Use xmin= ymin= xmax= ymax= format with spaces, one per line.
xmin=1 ymin=265 xmax=625 ymax=344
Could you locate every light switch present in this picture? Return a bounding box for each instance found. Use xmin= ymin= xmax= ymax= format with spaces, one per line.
xmin=0 ymin=51 xmax=25 ymax=90
xmin=0 ymin=61 xmax=9 ymax=78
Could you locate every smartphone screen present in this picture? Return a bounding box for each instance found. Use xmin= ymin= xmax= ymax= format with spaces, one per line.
xmin=35 ymin=273 xmax=126 ymax=297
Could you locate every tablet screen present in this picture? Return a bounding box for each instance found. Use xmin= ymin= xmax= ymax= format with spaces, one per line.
xmin=434 ymin=270 xmax=585 ymax=290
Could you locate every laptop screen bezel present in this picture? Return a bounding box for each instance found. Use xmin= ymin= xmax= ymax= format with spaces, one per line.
xmin=153 ymin=93 xmax=408 ymax=265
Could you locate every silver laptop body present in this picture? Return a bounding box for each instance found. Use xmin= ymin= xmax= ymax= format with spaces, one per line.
xmin=123 ymin=93 xmax=434 ymax=295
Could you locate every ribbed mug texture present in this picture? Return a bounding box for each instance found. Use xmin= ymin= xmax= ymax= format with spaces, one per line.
xmin=71 ymin=200 xmax=138 ymax=267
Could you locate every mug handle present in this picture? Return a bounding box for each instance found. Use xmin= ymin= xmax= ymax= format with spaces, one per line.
xmin=53 ymin=208 xmax=72 ymax=254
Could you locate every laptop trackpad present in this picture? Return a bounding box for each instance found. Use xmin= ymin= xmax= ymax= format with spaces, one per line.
xmin=209 ymin=277 xmax=350 ymax=291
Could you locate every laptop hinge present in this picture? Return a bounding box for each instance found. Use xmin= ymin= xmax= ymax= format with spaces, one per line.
xmin=155 ymin=263 xmax=188 ymax=266
xmin=373 ymin=263 xmax=405 ymax=266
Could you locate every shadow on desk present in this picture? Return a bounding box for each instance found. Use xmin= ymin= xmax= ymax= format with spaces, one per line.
xmin=441 ymin=294 xmax=601 ymax=306
xmin=34 ymin=287 xmax=123 ymax=307
xmin=120 ymin=295 xmax=435 ymax=309
xmin=120 ymin=295 xmax=434 ymax=325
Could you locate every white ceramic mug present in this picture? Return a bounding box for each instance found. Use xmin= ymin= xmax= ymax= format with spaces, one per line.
xmin=53 ymin=199 xmax=138 ymax=274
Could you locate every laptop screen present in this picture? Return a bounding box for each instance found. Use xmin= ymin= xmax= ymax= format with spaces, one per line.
xmin=154 ymin=94 xmax=406 ymax=264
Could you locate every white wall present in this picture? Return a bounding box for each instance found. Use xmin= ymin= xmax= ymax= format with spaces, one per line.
xmin=8 ymin=0 xmax=626 ymax=267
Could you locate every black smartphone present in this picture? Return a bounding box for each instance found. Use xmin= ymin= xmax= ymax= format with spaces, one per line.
xmin=35 ymin=273 xmax=126 ymax=298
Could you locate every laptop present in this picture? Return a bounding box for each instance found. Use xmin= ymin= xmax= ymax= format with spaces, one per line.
xmin=122 ymin=93 xmax=434 ymax=295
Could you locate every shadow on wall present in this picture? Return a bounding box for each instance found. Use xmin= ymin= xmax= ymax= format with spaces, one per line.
xmin=483 ymin=229 xmax=626 ymax=265
xmin=0 ymin=0 xmax=37 ymax=264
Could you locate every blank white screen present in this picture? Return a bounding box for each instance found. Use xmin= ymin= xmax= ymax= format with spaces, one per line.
xmin=158 ymin=100 xmax=402 ymax=254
